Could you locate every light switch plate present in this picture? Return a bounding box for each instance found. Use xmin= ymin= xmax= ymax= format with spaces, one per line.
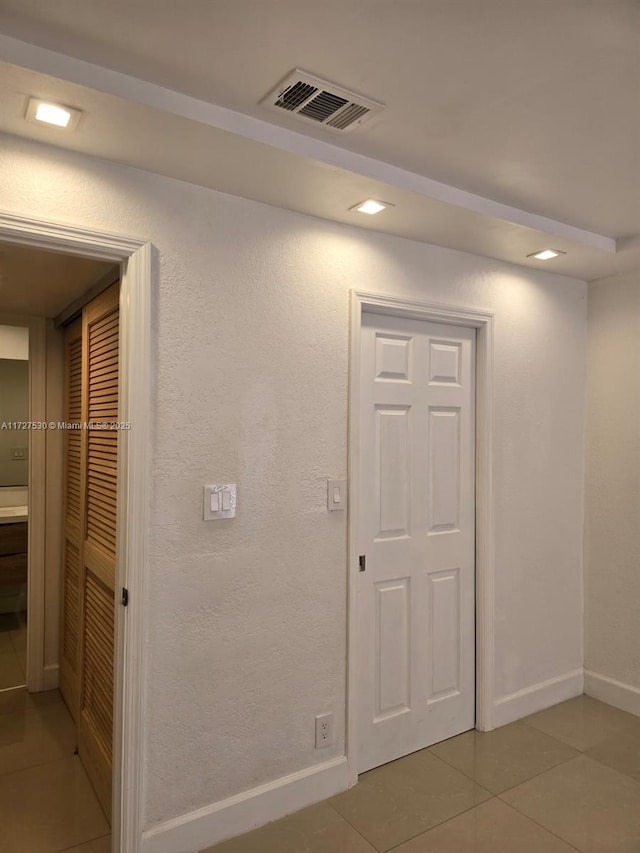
xmin=327 ymin=479 xmax=347 ymax=511
xmin=204 ymin=484 xmax=237 ymax=520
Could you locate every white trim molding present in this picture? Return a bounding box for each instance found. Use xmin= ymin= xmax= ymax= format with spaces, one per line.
xmin=0 ymin=210 xmax=152 ymax=853
xmin=347 ymin=290 xmax=496 ymax=786
xmin=0 ymin=211 xmax=145 ymax=260
xmin=584 ymin=670 xmax=640 ymax=717
xmin=141 ymin=757 xmax=349 ymax=853
xmin=113 ymin=240 xmax=152 ymax=853
xmin=493 ymin=668 xmax=584 ymax=728
xmin=43 ymin=663 xmax=60 ymax=691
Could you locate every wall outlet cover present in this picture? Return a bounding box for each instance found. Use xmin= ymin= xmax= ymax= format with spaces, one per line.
xmin=315 ymin=712 xmax=334 ymax=749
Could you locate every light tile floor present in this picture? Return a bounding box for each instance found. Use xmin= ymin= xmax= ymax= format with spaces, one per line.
xmin=0 ymin=685 xmax=111 ymax=853
xmin=3 ymin=692 xmax=640 ymax=853
xmin=203 ymin=696 xmax=640 ymax=853
xmin=0 ymin=610 xmax=28 ymax=690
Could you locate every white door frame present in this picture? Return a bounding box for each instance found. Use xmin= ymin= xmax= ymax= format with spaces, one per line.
xmin=0 ymin=210 xmax=151 ymax=853
xmin=347 ymin=290 xmax=495 ymax=786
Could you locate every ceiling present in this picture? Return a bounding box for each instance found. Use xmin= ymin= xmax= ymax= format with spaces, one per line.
xmin=0 ymin=241 xmax=113 ymax=317
xmin=0 ymin=0 xmax=638 ymax=281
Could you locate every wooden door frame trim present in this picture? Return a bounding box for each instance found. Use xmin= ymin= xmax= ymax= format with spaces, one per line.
xmin=347 ymin=290 xmax=495 ymax=786
xmin=0 ymin=210 xmax=151 ymax=853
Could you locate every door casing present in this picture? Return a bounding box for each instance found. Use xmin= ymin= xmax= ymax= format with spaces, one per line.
xmin=0 ymin=209 xmax=151 ymax=853
xmin=347 ymin=290 xmax=495 ymax=786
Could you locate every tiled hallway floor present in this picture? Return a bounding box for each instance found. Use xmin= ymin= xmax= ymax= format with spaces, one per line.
xmin=204 ymin=696 xmax=640 ymax=853
xmin=2 ymin=692 xmax=640 ymax=853
xmin=0 ymin=686 xmax=111 ymax=853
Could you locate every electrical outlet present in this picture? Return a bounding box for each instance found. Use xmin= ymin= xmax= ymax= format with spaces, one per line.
xmin=315 ymin=713 xmax=333 ymax=749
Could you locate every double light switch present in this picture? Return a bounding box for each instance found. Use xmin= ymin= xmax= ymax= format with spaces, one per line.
xmin=204 ymin=484 xmax=236 ymax=520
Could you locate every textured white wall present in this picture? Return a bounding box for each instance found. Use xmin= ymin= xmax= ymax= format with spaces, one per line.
xmin=585 ymin=272 xmax=640 ymax=688
xmin=0 ymin=134 xmax=586 ymax=828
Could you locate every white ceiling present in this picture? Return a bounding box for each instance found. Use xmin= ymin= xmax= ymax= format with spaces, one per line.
xmin=0 ymin=0 xmax=638 ymax=281
xmin=0 ymin=241 xmax=113 ymax=317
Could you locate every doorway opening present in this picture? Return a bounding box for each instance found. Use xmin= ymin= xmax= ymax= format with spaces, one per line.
xmin=347 ymin=291 xmax=495 ymax=785
xmin=0 ymin=211 xmax=151 ymax=853
xmin=0 ymin=324 xmax=29 ymax=691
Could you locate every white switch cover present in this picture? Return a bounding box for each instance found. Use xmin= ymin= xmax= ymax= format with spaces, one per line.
xmin=204 ymin=484 xmax=236 ymax=520
xmin=327 ymin=479 xmax=347 ymax=511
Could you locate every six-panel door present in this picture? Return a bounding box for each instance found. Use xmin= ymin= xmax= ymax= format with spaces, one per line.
xmin=358 ymin=313 xmax=476 ymax=772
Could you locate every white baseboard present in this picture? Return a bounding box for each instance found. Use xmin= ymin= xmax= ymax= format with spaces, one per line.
xmin=141 ymin=756 xmax=349 ymax=853
xmin=492 ymin=668 xmax=584 ymax=728
xmin=42 ymin=663 xmax=59 ymax=691
xmin=584 ymin=670 xmax=640 ymax=717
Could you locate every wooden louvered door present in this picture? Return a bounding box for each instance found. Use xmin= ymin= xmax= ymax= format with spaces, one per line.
xmin=77 ymin=281 xmax=119 ymax=821
xmin=60 ymin=281 xmax=120 ymax=823
xmin=60 ymin=318 xmax=83 ymax=717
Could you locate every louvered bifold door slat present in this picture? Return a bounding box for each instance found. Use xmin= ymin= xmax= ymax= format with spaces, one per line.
xmin=59 ymin=318 xmax=84 ymax=719
xmin=77 ymin=281 xmax=120 ymax=823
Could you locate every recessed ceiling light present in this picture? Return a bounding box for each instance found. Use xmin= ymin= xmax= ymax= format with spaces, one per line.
xmin=527 ymin=249 xmax=566 ymax=261
xmin=350 ymin=199 xmax=392 ymax=215
xmin=25 ymin=97 xmax=82 ymax=130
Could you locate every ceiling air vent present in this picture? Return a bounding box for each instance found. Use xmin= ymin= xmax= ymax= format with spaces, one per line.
xmin=262 ymin=70 xmax=384 ymax=133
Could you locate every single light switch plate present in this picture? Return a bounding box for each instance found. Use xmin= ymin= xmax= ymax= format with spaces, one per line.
xmin=204 ymin=484 xmax=237 ymax=520
xmin=327 ymin=479 xmax=347 ymax=511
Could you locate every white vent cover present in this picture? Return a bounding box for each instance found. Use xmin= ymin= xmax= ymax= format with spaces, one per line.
xmin=261 ymin=70 xmax=384 ymax=133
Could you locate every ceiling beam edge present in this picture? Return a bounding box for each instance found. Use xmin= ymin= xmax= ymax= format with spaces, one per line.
xmin=0 ymin=33 xmax=617 ymax=254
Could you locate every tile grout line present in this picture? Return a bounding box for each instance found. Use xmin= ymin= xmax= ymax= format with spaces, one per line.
xmin=584 ymin=750 xmax=640 ymax=784
xmin=494 ymin=704 xmax=640 ymax=853
xmin=55 ymin=831 xmax=111 ymax=853
xmin=382 ymin=795 xmax=588 ymax=853
xmin=325 ymin=724 xmax=593 ymax=853
xmin=494 ymin=752 xmax=582 ymax=793
xmin=519 ymin=718 xmax=640 ymax=784
xmin=0 ymin=751 xmax=80 ymax=779
xmin=328 ymin=794 xmax=500 ymax=853
xmin=330 ymin=768 xmax=585 ymax=853
xmin=418 ymin=746 xmax=500 ymax=793
xmin=519 ymin=696 xmax=640 ymax=742
xmin=0 ymin=701 xmax=63 ymax=722
xmin=513 ymin=716 xmax=593 ymax=751
xmin=385 ymin=749 xmax=495 ymax=849
xmin=426 ymin=736 xmax=581 ymax=795
xmin=0 ymin=693 xmax=65 ymax=718
xmin=496 ymin=795 xmax=585 ymax=852
xmin=381 ymin=797 xmax=500 ymax=853
xmin=0 ymin=703 xmax=72 ymax=738
xmin=327 ymin=751 xmax=496 ymax=853
xmin=325 ymin=800 xmax=387 ymax=852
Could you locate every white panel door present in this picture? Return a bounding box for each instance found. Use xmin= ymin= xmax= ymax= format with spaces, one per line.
xmin=358 ymin=312 xmax=475 ymax=772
